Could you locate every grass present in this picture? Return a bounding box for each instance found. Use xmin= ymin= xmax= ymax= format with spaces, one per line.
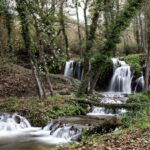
xmin=0 ymin=95 xmax=86 ymax=127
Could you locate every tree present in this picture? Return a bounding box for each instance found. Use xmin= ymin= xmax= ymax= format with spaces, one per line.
xmin=79 ymin=0 xmax=147 ymax=95
xmin=144 ymin=2 xmax=150 ymax=91
xmin=16 ymin=0 xmax=46 ymax=100
xmin=59 ymin=0 xmax=69 ymax=60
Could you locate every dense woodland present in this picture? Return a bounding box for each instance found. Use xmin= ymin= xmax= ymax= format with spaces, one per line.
xmin=0 ymin=0 xmax=150 ymax=150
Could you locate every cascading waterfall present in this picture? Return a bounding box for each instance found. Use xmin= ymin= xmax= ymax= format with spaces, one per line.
xmin=43 ymin=121 xmax=81 ymax=141
xmin=0 ymin=113 xmax=82 ymax=146
xmin=134 ymin=75 xmax=144 ymax=92
xmin=64 ymin=60 xmax=83 ymax=80
xmin=64 ymin=60 xmax=74 ymax=77
xmin=109 ymin=58 xmax=132 ymax=93
xmin=0 ymin=113 xmax=31 ymax=131
xmin=87 ymin=92 xmax=127 ymax=116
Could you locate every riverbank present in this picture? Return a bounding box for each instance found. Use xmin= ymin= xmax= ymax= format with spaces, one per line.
xmin=47 ymin=93 xmax=150 ymax=150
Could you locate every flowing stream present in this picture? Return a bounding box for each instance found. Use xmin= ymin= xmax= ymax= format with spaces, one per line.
xmin=0 ymin=58 xmax=139 ymax=149
xmin=0 ymin=113 xmax=82 ymax=150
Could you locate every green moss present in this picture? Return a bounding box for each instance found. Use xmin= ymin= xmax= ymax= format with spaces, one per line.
xmin=122 ymin=107 xmax=150 ymax=130
xmin=127 ymin=92 xmax=150 ymax=103
xmin=0 ymin=96 xmax=86 ymax=126
xmin=123 ymin=54 xmax=146 ymax=78
xmin=122 ymin=92 xmax=150 ymax=130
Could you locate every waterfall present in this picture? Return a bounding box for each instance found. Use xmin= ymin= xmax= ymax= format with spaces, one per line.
xmin=0 ymin=113 xmax=82 ymax=146
xmin=87 ymin=106 xmax=126 ymax=116
xmin=109 ymin=59 xmax=132 ymax=93
xmin=0 ymin=113 xmax=31 ymax=131
xmin=87 ymin=92 xmax=127 ymax=116
xmin=64 ymin=60 xmax=83 ymax=80
xmin=134 ymin=75 xmax=144 ymax=92
xmin=64 ymin=60 xmax=74 ymax=77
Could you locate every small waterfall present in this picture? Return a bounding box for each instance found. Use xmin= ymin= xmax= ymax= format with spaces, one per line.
xmin=134 ymin=75 xmax=144 ymax=92
xmin=87 ymin=92 xmax=127 ymax=116
xmin=0 ymin=113 xmax=31 ymax=131
xmin=87 ymin=106 xmax=126 ymax=116
xmin=0 ymin=113 xmax=82 ymax=146
xmin=64 ymin=60 xmax=74 ymax=77
xmin=109 ymin=59 xmax=132 ymax=93
xmin=64 ymin=60 xmax=83 ymax=80
xmin=43 ymin=121 xmax=81 ymax=141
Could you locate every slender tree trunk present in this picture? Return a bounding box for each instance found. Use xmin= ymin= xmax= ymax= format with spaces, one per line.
xmin=5 ymin=8 xmax=13 ymax=52
xmin=75 ymin=0 xmax=82 ymax=56
xmin=84 ymin=0 xmax=89 ymax=42
xmin=116 ymin=0 xmax=119 ymax=12
xmin=135 ymin=15 xmax=141 ymax=52
xmin=34 ymin=19 xmax=54 ymax=96
xmin=16 ymin=0 xmax=45 ymax=100
xmin=78 ymin=1 xmax=101 ymax=95
xmin=59 ymin=1 xmax=69 ymax=60
xmin=145 ymin=4 xmax=150 ymax=91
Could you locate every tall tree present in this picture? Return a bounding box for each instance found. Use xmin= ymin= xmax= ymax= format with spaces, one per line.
xmin=59 ymin=0 xmax=69 ymax=59
xmin=78 ymin=0 xmax=103 ymax=95
xmin=74 ymin=0 xmax=82 ymax=56
xmin=144 ymin=2 xmax=150 ymax=91
xmin=16 ymin=0 xmax=46 ymax=100
xmin=83 ymin=0 xmax=147 ymax=94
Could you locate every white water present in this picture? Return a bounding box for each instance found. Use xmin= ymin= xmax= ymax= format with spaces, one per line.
xmin=109 ymin=58 xmax=132 ymax=93
xmin=0 ymin=113 xmax=81 ymax=146
xmin=87 ymin=92 xmax=127 ymax=117
xmin=134 ymin=75 xmax=145 ymax=92
xmin=64 ymin=60 xmax=74 ymax=77
xmin=87 ymin=106 xmax=127 ymax=116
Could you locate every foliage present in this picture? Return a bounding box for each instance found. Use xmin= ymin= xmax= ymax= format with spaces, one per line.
xmin=123 ymin=54 xmax=146 ymax=78
xmin=100 ymin=0 xmax=147 ymax=54
xmin=122 ymin=108 xmax=150 ymax=130
xmin=127 ymin=92 xmax=150 ymax=103
xmin=91 ymin=53 xmax=113 ymax=90
xmin=122 ymin=92 xmax=150 ymax=129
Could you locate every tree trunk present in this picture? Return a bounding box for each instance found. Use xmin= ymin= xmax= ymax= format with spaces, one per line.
xmin=5 ymin=10 xmax=13 ymax=52
xmin=75 ymin=0 xmax=82 ymax=56
xmin=59 ymin=1 xmax=69 ymax=60
xmin=144 ymin=3 xmax=150 ymax=91
xmin=78 ymin=1 xmax=101 ymax=95
xmin=16 ymin=0 xmax=45 ymax=100
xmin=33 ymin=14 xmax=54 ymax=96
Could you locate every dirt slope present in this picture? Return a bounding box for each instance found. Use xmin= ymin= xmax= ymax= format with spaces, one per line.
xmin=0 ymin=64 xmax=77 ymax=98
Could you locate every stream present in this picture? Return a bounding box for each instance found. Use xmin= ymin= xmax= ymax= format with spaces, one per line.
xmin=0 ymin=92 xmax=128 ymax=150
xmin=0 ymin=58 xmax=140 ymax=150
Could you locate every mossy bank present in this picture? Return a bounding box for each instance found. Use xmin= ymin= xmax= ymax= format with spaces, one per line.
xmin=0 ymin=95 xmax=86 ymax=127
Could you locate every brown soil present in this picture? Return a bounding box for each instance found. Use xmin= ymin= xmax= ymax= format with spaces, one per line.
xmin=0 ymin=64 xmax=76 ymax=98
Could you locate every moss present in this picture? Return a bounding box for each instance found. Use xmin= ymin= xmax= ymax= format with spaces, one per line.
xmin=127 ymin=92 xmax=150 ymax=103
xmin=0 ymin=96 xmax=86 ymax=127
xmin=92 ymin=54 xmax=113 ymax=90
xmin=122 ymin=54 xmax=146 ymax=78
xmin=122 ymin=92 xmax=150 ymax=129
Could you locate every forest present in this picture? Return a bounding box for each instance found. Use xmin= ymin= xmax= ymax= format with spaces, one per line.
xmin=0 ymin=0 xmax=150 ymax=150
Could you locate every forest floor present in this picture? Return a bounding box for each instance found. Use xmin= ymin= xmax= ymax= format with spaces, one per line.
xmin=0 ymin=63 xmax=78 ymax=98
xmin=55 ymin=128 xmax=150 ymax=150
xmin=0 ymin=62 xmax=150 ymax=150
